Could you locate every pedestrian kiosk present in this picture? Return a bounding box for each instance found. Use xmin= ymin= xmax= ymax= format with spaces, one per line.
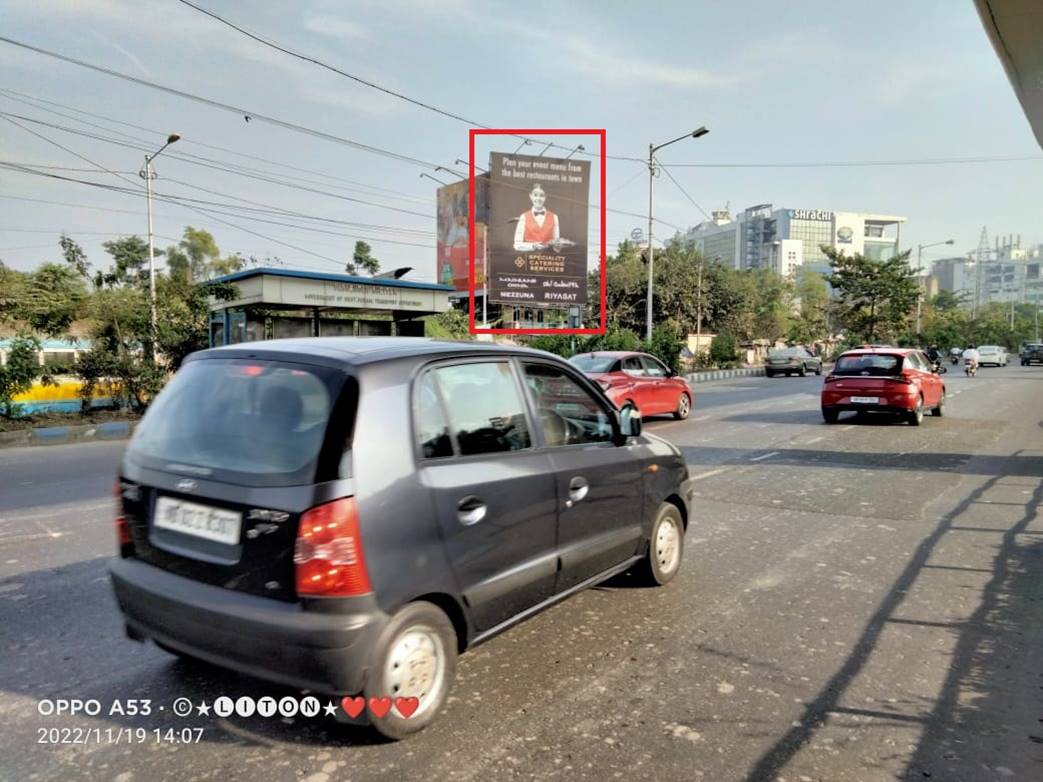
xmin=207 ymin=267 xmax=454 ymax=346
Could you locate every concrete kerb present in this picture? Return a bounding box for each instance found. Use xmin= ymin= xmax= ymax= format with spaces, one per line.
xmin=0 ymin=421 xmax=136 ymax=449
xmin=685 ymin=367 xmax=766 ymax=384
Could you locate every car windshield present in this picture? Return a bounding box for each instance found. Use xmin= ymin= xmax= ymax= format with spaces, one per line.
xmin=128 ymin=359 xmax=342 ymax=486
xmin=568 ymin=355 xmax=618 ymax=373
xmin=834 ymin=354 xmax=903 ymax=376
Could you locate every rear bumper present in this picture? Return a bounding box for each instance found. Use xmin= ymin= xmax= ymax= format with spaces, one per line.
xmin=110 ymin=557 xmax=387 ymax=695
xmin=821 ymin=390 xmax=918 ymax=413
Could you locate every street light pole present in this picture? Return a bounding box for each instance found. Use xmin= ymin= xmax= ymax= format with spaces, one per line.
xmin=646 ymin=126 xmax=708 ymax=341
xmin=140 ymin=133 xmax=180 ymax=360
xmin=915 ymin=239 xmax=954 ymax=337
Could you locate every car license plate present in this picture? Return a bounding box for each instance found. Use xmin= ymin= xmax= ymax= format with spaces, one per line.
xmin=850 ymin=396 xmax=880 ymax=404
xmin=154 ymin=497 xmax=241 ymax=545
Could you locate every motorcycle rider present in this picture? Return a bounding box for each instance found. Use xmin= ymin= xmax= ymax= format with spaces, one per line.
xmin=962 ymin=344 xmax=980 ymax=375
xmin=926 ymin=345 xmax=941 ymax=364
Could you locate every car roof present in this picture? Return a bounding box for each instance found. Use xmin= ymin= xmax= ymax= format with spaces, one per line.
xmin=190 ymin=337 xmax=562 ymax=368
xmin=838 ymin=347 xmax=915 ymax=357
xmin=571 ymin=351 xmax=644 ymax=358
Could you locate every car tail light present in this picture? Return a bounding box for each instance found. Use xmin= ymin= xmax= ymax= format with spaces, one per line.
xmin=294 ymin=498 xmax=371 ymax=597
xmin=114 ymin=480 xmax=132 ymax=550
xmin=824 ymin=374 xmax=839 ymax=383
xmin=597 ymin=379 xmax=611 ymax=390
xmin=887 ymin=375 xmax=914 ymax=386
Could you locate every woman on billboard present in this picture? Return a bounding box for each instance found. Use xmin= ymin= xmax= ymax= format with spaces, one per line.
xmin=513 ymin=183 xmax=574 ymax=252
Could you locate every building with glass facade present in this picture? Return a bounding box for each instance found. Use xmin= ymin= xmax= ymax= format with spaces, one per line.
xmin=686 ymin=204 xmax=906 ymax=276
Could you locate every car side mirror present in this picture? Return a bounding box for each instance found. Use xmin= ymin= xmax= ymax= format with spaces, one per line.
xmin=617 ymin=403 xmax=642 ymax=442
xmin=936 ymin=366 xmax=947 ymax=374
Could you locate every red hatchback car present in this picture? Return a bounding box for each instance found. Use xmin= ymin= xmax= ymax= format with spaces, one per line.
xmin=569 ymin=352 xmax=694 ymax=420
xmin=821 ymin=347 xmax=946 ymax=426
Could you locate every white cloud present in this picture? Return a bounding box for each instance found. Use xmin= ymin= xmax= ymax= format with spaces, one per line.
xmin=299 ymin=82 xmax=403 ymax=117
xmin=563 ymin=37 xmax=739 ymax=89
xmin=302 ymin=15 xmax=369 ymax=40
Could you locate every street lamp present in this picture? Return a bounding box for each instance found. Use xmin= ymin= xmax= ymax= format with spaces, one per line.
xmin=420 ymin=172 xmax=449 ymax=186
xmin=139 ymin=133 xmax=180 ymax=359
xmin=646 ymin=126 xmax=709 ymax=340
xmin=915 ymin=239 xmax=954 ymax=335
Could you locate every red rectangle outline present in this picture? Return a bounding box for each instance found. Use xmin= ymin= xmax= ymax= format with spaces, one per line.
xmin=468 ymin=129 xmax=607 ymax=336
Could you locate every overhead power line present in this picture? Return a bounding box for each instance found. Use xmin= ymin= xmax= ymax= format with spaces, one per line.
xmin=0 ymin=35 xmax=443 ymax=169
xmin=0 ymin=109 xmax=434 ymax=218
xmin=655 ymin=160 xmax=711 ymax=222
xmin=660 ymin=156 xmax=1043 ymax=168
xmin=173 ymin=1 xmax=642 ymax=164
xmin=0 ymin=86 xmax=431 ymax=203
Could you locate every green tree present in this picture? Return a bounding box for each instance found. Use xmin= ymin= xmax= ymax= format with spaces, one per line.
xmin=789 ymin=268 xmax=831 ymax=343
xmin=0 ymin=264 xmax=27 ymax=326
xmin=826 ymin=247 xmax=918 ymax=342
xmin=0 ymin=335 xmax=43 ymax=418
xmin=99 ymin=236 xmax=153 ymax=290
xmin=179 ymin=227 xmax=222 ymax=281
xmin=346 ymin=241 xmax=380 ymax=275
xmin=15 ymin=264 xmax=87 ymax=337
xmin=60 ymin=234 xmax=91 ymax=279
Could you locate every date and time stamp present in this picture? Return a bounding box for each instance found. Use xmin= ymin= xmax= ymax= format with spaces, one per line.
xmin=34 ymin=694 xmax=406 ymax=745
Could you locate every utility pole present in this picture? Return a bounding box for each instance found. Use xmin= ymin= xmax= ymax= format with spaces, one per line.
xmin=695 ymin=258 xmax=703 ymax=364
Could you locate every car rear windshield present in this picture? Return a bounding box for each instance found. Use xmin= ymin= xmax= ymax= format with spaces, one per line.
xmin=127 ymin=358 xmax=346 ymax=486
xmin=768 ymin=348 xmax=801 ymax=357
xmin=568 ymin=355 xmax=619 ymax=373
xmin=834 ymin=354 xmax=904 ymax=376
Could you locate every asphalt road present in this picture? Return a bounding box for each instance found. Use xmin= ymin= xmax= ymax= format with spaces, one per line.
xmin=2 ymin=364 xmax=1041 ymax=782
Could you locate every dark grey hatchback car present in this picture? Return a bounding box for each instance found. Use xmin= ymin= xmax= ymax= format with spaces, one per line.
xmin=110 ymin=338 xmax=693 ymax=739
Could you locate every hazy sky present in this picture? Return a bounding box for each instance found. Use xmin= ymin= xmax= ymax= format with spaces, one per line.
xmin=1 ymin=0 xmax=1041 ymax=282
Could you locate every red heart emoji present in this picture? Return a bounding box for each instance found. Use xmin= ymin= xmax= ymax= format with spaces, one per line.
xmin=340 ymin=696 xmax=365 ymax=719
xmin=368 ymin=696 xmax=392 ymax=719
xmin=395 ymin=697 xmax=420 ymax=718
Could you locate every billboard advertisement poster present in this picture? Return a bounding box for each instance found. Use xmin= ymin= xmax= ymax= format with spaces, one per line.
xmin=487 ymin=152 xmax=590 ymax=307
xmin=436 ymin=178 xmax=487 ymax=291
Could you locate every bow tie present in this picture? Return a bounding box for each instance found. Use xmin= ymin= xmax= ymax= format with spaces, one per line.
xmin=532 ymin=209 xmax=546 ymax=216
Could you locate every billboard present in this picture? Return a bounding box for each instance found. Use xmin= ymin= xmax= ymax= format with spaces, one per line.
xmin=487 ymin=152 xmax=590 ymax=306
xmin=436 ymin=177 xmax=488 ymax=291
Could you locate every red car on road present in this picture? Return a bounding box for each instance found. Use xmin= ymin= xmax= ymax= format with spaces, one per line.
xmin=821 ymin=347 xmax=946 ymax=426
xmin=569 ymin=351 xmax=693 ymax=420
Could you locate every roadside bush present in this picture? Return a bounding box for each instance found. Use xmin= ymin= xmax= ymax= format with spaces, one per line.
xmin=76 ymin=347 xmax=166 ymax=414
xmin=643 ymin=326 xmax=683 ymax=374
xmin=709 ymin=332 xmax=739 ymax=368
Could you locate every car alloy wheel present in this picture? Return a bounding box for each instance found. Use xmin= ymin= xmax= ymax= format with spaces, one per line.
xmin=932 ymin=391 xmax=945 ymax=417
xmin=674 ymin=393 xmax=691 ymax=420
xmin=908 ymin=397 xmax=924 ymax=426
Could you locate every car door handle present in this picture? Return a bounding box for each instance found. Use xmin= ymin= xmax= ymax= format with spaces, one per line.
xmin=568 ymin=476 xmax=589 ymax=503
xmin=456 ymin=496 xmax=487 ymax=526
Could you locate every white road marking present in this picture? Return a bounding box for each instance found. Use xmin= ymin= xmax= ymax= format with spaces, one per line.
xmin=750 ymin=451 xmax=780 ymax=462
xmin=0 ymin=501 xmax=112 ymax=525
xmin=805 ymin=436 xmax=824 ymax=444
xmin=688 ymin=467 xmax=729 ymax=482
xmin=841 ymin=425 xmax=857 ymax=431
xmin=692 ymin=414 xmax=712 ymax=422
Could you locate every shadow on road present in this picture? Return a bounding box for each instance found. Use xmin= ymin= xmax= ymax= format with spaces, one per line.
xmin=743 ymin=453 xmax=1043 ymax=781
xmin=679 ymin=444 xmax=1043 ymax=478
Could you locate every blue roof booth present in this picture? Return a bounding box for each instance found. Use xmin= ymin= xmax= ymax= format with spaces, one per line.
xmin=207 ymin=268 xmax=454 ymax=346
